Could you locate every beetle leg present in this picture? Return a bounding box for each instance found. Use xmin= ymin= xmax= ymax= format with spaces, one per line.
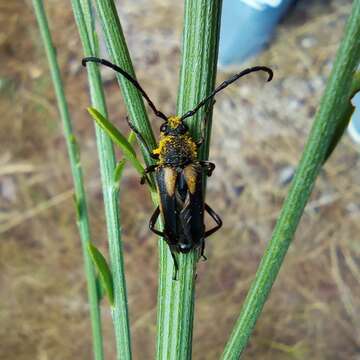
xmin=199 ymin=161 xmax=215 ymax=177
xmin=204 ymin=203 xmax=222 ymax=238
xmin=200 ymin=241 xmax=207 ymax=261
xmin=126 ymin=116 xmax=158 ymax=158
xmin=140 ymin=164 xmax=158 ymax=184
xmin=170 ymin=250 xmax=179 ymax=281
xmin=149 ymin=207 xmax=166 ymax=237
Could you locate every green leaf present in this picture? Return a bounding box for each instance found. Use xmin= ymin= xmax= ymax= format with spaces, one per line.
xmin=88 ymin=107 xmax=136 ymax=157
xmin=114 ymin=130 xmax=136 ymax=182
xmin=87 ymin=107 xmax=145 ymax=176
xmin=114 ymin=159 xmax=127 ymax=183
xmin=113 ymin=131 xmax=139 ymax=187
xmin=88 ymin=242 xmax=114 ymax=306
xmin=128 ymin=130 xmax=136 ymax=145
xmin=95 ymin=275 xmax=105 ymax=301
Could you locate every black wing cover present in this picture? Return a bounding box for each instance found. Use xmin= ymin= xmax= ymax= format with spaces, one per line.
xmin=155 ymin=164 xmax=205 ymax=250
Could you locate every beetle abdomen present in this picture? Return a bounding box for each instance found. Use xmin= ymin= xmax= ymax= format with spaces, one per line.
xmin=155 ymin=163 xmax=205 ymax=253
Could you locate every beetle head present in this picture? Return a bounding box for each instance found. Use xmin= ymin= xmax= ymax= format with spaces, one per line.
xmin=160 ymin=115 xmax=188 ymax=136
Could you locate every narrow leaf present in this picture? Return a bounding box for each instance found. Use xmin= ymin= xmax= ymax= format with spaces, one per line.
xmin=87 ymin=107 xmax=144 ymax=176
xmin=114 ymin=131 xmax=136 ymax=182
xmin=113 ymin=131 xmax=138 ymax=187
xmin=114 ymin=159 xmax=127 ymax=183
xmin=95 ymin=275 xmax=105 ymax=301
xmin=88 ymin=107 xmax=136 ymax=157
xmin=128 ymin=130 xmax=136 ymax=145
xmin=88 ymin=242 xmax=114 ymax=306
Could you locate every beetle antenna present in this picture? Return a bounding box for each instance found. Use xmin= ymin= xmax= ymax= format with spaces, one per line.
xmin=180 ymin=66 xmax=273 ymax=121
xmin=82 ymin=57 xmax=168 ymax=121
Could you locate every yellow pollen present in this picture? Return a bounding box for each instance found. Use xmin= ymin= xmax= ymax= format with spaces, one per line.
xmin=152 ymin=133 xmax=197 ymax=166
xmin=152 ymin=135 xmax=173 ymax=158
xmin=167 ymin=115 xmax=181 ymax=129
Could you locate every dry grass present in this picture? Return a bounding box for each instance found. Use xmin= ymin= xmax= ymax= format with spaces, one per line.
xmin=1 ymin=0 xmax=359 ymax=359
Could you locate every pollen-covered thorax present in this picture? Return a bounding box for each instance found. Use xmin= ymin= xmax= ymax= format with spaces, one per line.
xmin=152 ymin=115 xmax=198 ymax=168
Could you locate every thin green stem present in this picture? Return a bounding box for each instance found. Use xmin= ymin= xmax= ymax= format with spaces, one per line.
xmin=87 ymin=1 xmax=222 ymax=358
xmin=177 ymin=0 xmax=222 ymax=159
xmin=156 ymin=2 xmax=222 ymax=360
xmin=92 ymin=0 xmax=156 ymax=165
xmin=71 ymin=1 xmax=132 ymax=359
xmin=221 ymin=2 xmax=360 ymax=359
xmin=31 ymin=1 xmax=104 ymax=359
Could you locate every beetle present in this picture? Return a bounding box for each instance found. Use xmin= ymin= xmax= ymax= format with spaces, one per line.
xmin=82 ymin=57 xmax=273 ymax=277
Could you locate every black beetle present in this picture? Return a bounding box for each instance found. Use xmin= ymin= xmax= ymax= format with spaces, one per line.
xmin=82 ymin=57 xmax=273 ymax=276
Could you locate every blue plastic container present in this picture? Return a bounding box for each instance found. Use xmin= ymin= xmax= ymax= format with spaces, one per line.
xmin=348 ymin=93 xmax=360 ymax=144
xmin=218 ymin=0 xmax=296 ymax=68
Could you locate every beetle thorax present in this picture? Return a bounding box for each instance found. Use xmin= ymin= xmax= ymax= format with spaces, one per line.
xmin=153 ymin=132 xmax=197 ymax=168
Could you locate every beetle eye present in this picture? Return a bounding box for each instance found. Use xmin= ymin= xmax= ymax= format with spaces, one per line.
xmin=160 ymin=123 xmax=167 ymax=133
xmin=179 ymin=124 xmax=187 ymax=134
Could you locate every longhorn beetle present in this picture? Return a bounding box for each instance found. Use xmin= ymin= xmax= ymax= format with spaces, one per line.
xmin=82 ymin=57 xmax=273 ymax=278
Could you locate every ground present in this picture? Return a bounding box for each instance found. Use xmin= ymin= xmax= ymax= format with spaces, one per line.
xmin=1 ymin=0 xmax=359 ymax=359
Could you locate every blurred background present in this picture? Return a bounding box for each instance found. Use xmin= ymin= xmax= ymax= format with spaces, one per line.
xmin=1 ymin=0 xmax=360 ymax=359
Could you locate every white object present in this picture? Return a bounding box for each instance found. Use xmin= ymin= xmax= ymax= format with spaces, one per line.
xmin=240 ymin=0 xmax=282 ymax=11
xmin=347 ymin=93 xmax=360 ymax=144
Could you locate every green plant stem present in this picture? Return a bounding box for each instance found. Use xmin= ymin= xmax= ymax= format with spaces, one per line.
xmin=221 ymin=2 xmax=360 ymax=359
xmin=92 ymin=0 xmax=156 ymax=164
xmin=156 ymin=2 xmax=223 ymax=360
xmin=90 ymin=1 xmax=222 ymax=358
xmin=71 ymin=1 xmax=132 ymax=359
xmin=31 ymin=1 xmax=104 ymax=359
xmin=177 ymin=0 xmax=222 ymax=159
